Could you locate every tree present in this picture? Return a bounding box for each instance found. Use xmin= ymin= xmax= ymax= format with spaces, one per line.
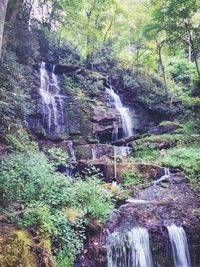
xmin=0 ymin=0 xmax=9 ymax=59
xmin=143 ymin=23 xmax=168 ymax=91
xmin=150 ymin=0 xmax=200 ymax=80
xmin=41 ymin=0 xmax=119 ymax=58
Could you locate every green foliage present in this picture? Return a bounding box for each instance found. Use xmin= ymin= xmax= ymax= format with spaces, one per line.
xmin=134 ymin=133 xmax=199 ymax=148
xmin=45 ymin=147 xmax=69 ymax=167
xmin=131 ymin=132 xmax=200 ymax=194
xmin=0 ymin=151 xmax=116 ymax=265
xmin=57 ymin=0 xmax=119 ymax=57
xmin=122 ymin=171 xmax=144 ymax=186
xmin=161 ymin=146 xmax=200 ymax=185
xmin=64 ymin=72 xmax=103 ymax=96
xmin=5 ymin=128 xmax=38 ymax=152
xmin=166 ymin=57 xmax=197 ymax=87
xmin=132 ymin=143 xmax=160 ymax=162
xmin=71 ymin=177 xmax=114 ymax=221
xmin=33 ymin=27 xmax=81 ymax=64
xmin=0 ymin=52 xmax=35 ymax=134
xmin=122 ymin=69 xmax=180 ymax=116
xmin=162 ymin=146 xmax=200 ymax=171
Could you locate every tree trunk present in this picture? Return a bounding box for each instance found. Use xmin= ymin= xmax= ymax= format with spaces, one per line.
xmin=0 ymin=0 xmax=9 ymax=60
xmin=184 ymin=20 xmax=200 ymax=80
xmin=156 ymin=38 xmax=167 ymax=93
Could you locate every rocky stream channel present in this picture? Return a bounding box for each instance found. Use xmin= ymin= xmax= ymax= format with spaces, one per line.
xmin=2 ymin=62 xmax=199 ymax=267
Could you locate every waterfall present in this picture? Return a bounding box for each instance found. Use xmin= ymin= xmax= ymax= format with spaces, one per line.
xmin=113 ymin=146 xmax=132 ymax=157
xmin=107 ymin=228 xmax=153 ymax=267
xmin=39 ymin=62 xmax=65 ymax=134
xmin=65 ymin=165 xmax=73 ymax=177
xmin=164 ymin=167 xmax=170 ymax=176
xmin=105 ymin=87 xmax=133 ymax=139
xmin=91 ymin=145 xmax=97 ymax=160
xmin=153 ymin=167 xmax=171 ymax=185
xmin=68 ymin=141 xmax=76 ymax=162
xmin=167 ymin=224 xmax=191 ymax=267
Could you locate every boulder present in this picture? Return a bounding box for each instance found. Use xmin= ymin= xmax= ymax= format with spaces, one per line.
xmin=148 ymin=121 xmax=181 ymax=135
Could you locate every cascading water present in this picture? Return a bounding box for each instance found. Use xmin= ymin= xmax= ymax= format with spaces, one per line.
xmin=39 ymin=62 xmax=65 ymax=134
xmin=153 ymin=167 xmax=171 ymax=185
xmin=91 ymin=145 xmax=97 ymax=160
xmin=107 ymin=228 xmax=153 ymax=267
xmin=113 ymin=146 xmax=132 ymax=157
xmin=105 ymin=87 xmax=133 ymax=139
xmin=167 ymin=224 xmax=191 ymax=267
xmin=68 ymin=141 xmax=76 ymax=162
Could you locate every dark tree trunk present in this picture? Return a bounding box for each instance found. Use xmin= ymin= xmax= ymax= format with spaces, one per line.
xmin=184 ymin=20 xmax=200 ymax=80
xmin=156 ymin=38 xmax=167 ymax=93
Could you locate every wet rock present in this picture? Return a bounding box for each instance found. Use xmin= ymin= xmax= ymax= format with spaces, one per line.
xmin=148 ymin=122 xmax=181 ymax=135
xmin=80 ymin=173 xmax=200 ymax=267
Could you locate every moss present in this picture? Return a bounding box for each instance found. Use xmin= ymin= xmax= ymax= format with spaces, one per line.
xmin=159 ymin=120 xmax=181 ymax=127
xmin=133 ymin=134 xmax=200 ymax=150
xmin=0 ymin=226 xmax=38 ymax=267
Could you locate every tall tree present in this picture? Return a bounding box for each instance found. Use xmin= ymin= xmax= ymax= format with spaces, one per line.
xmin=150 ymin=0 xmax=200 ymax=79
xmin=143 ymin=23 xmax=168 ymax=91
xmin=0 ymin=0 xmax=9 ymax=59
xmin=48 ymin=0 xmax=119 ymax=58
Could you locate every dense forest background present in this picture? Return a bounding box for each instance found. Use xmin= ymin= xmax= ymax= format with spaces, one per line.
xmin=0 ymin=0 xmax=200 ymax=267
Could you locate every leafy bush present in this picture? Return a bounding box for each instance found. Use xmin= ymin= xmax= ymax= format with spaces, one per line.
xmin=161 ymin=146 xmax=200 ymax=182
xmin=5 ymin=128 xmax=38 ymax=152
xmin=122 ymin=171 xmax=144 ymax=186
xmin=133 ymin=134 xmax=200 ymax=152
xmin=0 ymin=52 xmax=35 ymax=134
xmin=132 ymin=143 xmax=160 ymax=161
xmin=0 ymin=151 xmax=115 ymax=266
xmin=166 ymin=57 xmax=197 ymax=87
xmin=45 ymin=147 xmax=69 ymax=167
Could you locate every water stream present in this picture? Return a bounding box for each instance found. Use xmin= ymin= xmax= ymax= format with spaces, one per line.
xmin=105 ymin=86 xmax=133 ymax=139
xmin=91 ymin=145 xmax=97 ymax=160
xmin=153 ymin=167 xmax=171 ymax=185
xmin=68 ymin=141 xmax=76 ymax=162
xmin=167 ymin=224 xmax=191 ymax=267
xmin=107 ymin=228 xmax=153 ymax=267
xmin=39 ymin=62 xmax=65 ymax=134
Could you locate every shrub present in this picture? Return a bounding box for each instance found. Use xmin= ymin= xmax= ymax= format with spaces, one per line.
xmin=122 ymin=171 xmax=144 ymax=186
xmin=0 ymin=52 xmax=35 ymax=134
xmin=5 ymin=128 xmax=38 ymax=152
xmin=45 ymin=147 xmax=69 ymax=167
xmin=0 ymin=151 xmax=116 ymax=266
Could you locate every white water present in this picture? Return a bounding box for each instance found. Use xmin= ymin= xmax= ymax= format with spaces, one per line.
xmin=68 ymin=141 xmax=76 ymax=162
xmin=114 ymin=146 xmax=132 ymax=157
xmin=153 ymin=167 xmax=171 ymax=185
xmin=126 ymin=199 xmax=149 ymax=204
xmin=39 ymin=62 xmax=65 ymax=133
xmin=65 ymin=165 xmax=73 ymax=177
xmin=91 ymin=145 xmax=97 ymax=160
xmin=167 ymin=224 xmax=191 ymax=267
xmin=105 ymin=87 xmax=133 ymax=139
xmin=107 ymin=228 xmax=153 ymax=267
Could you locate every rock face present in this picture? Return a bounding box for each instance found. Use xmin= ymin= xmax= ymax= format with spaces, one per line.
xmin=27 ymin=63 xmax=160 ymax=143
xmin=77 ymin=173 xmax=200 ymax=267
xmin=76 ymin=161 xmax=163 ymax=182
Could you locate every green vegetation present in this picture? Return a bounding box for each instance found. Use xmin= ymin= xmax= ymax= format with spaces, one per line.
xmin=131 ymin=134 xmax=200 ymax=193
xmin=0 ymin=0 xmax=200 ymax=266
xmin=0 ymin=151 xmax=116 ymax=265
xmin=122 ymin=171 xmax=144 ymax=186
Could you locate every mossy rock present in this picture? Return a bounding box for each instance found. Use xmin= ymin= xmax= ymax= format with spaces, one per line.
xmin=0 ymin=225 xmax=38 ymax=267
xmin=133 ymin=134 xmax=200 ymax=150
